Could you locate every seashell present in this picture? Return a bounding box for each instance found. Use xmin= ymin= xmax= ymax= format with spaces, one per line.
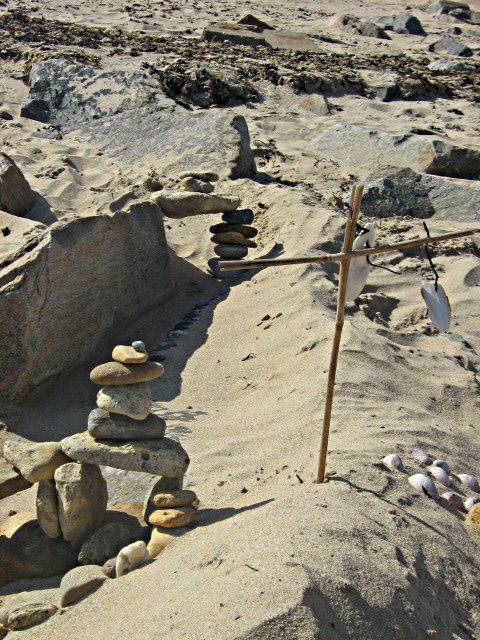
xmin=441 ymin=491 xmax=464 ymax=509
xmin=456 ymin=474 xmax=480 ymax=493
xmin=408 ymin=473 xmax=439 ymax=499
xmin=421 ymin=281 xmax=451 ymax=333
xmin=131 ymin=340 xmax=146 ymax=353
xmin=428 ymin=465 xmax=450 ymax=487
xmin=382 ymin=453 xmax=404 ymax=472
xmin=410 ymin=448 xmax=432 ymax=465
xmin=464 ymin=497 xmax=480 ymax=512
xmin=432 ymin=459 xmax=450 ymax=474
xmin=345 ymin=224 xmax=375 ymax=302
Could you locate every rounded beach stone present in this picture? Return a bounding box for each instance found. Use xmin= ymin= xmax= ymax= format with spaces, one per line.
xmin=88 ymin=409 xmax=166 ymax=440
xmin=147 ymin=527 xmax=177 ymax=559
xmin=181 ymin=177 xmax=214 ymax=193
xmin=60 ymin=432 xmax=190 ymax=478
xmin=59 ymin=565 xmax=106 ymax=607
xmin=211 ymin=232 xmax=257 ymax=248
xmin=222 ymin=208 xmax=254 ymax=225
xmin=466 ymin=503 xmax=480 ymax=538
xmin=96 ymin=383 xmax=152 ymax=420
xmin=90 ymin=361 xmax=164 ymax=386
xmin=112 ymin=345 xmax=148 ymax=364
xmin=102 ymin=556 xmax=117 ymax=578
xmin=131 ymin=340 xmax=146 ymax=353
xmin=116 ymin=540 xmax=149 ymax=577
xmin=36 ymin=479 xmax=60 ymax=538
xmin=178 ymin=170 xmax=219 ymax=182
xmin=209 ymin=222 xmax=258 ymax=238
xmin=214 ymin=243 xmax=249 ymax=259
xmin=149 ymin=506 xmax=196 ymax=528
xmin=152 ymin=489 xmax=197 ymax=509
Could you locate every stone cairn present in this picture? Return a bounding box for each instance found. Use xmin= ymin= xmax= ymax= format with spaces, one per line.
xmin=178 ymin=169 xmax=258 ymax=277
xmin=0 ymin=340 xmax=198 ymax=620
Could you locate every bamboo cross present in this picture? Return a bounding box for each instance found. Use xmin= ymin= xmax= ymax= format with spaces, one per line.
xmin=218 ymin=185 xmax=478 ymax=483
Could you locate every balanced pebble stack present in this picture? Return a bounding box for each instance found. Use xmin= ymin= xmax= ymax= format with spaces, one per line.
xmin=208 ymin=208 xmax=258 ymax=277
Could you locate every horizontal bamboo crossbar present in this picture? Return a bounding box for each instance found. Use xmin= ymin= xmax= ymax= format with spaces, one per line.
xmin=218 ymin=228 xmax=478 ymax=272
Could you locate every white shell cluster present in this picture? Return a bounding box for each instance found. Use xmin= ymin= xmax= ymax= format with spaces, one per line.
xmin=432 ymin=459 xmax=450 ymax=474
xmin=382 ymin=453 xmax=404 ymax=472
xmin=464 ymin=497 xmax=480 ymax=512
xmin=408 ymin=473 xmax=439 ymax=499
xmin=421 ymin=281 xmax=451 ymax=333
xmin=345 ymin=225 xmax=375 ymax=302
xmin=457 ymin=474 xmax=480 ymax=493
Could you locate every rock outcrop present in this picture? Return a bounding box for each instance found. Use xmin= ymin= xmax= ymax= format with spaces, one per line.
xmin=0 ymin=200 xmax=172 ymax=399
xmin=312 ymin=124 xmax=480 ymax=179
xmin=0 ymin=153 xmax=36 ymax=217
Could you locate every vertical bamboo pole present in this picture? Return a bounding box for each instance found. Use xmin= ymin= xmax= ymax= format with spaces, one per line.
xmin=316 ymin=185 xmax=364 ymax=483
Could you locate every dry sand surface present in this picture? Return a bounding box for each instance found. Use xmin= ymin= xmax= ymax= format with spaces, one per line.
xmin=0 ymin=0 xmax=480 ymax=637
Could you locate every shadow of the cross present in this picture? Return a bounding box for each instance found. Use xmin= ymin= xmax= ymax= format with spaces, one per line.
xmin=195 ymin=498 xmax=275 ymax=527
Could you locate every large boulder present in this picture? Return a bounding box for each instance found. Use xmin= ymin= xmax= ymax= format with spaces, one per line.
xmin=428 ymin=35 xmax=472 ymax=56
xmin=55 ymin=463 xmax=108 ymax=548
xmin=81 ymin=107 xmax=256 ymax=179
xmin=202 ymin=22 xmax=324 ymax=51
xmin=60 ymin=432 xmax=190 ymax=478
xmin=361 ymin=168 xmax=480 ymax=221
xmin=426 ymin=0 xmax=471 ymax=20
xmin=373 ymin=14 xmax=426 ymax=35
xmin=0 ymin=199 xmax=172 ymax=400
xmin=21 ymin=58 xmax=159 ymax=127
xmin=78 ymin=522 xmax=149 ymax=565
xmin=0 ymin=516 xmax=77 ymax=588
xmin=0 ymin=153 xmax=36 ymax=216
xmin=312 ymin=124 xmax=480 ymax=179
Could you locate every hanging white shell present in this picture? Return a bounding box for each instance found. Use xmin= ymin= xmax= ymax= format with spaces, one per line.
xmin=464 ymin=496 xmax=480 ymax=512
xmin=410 ymin=448 xmax=432 ymax=465
xmin=421 ymin=281 xmax=451 ymax=333
xmin=345 ymin=224 xmax=375 ymax=302
xmin=408 ymin=473 xmax=439 ymax=499
xmin=457 ymin=474 xmax=480 ymax=493
xmin=428 ymin=465 xmax=450 ymax=487
xmin=382 ymin=453 xmax=404 ymax=472
xmin=432 ymin=459 xmax=450 ymax=474
xmin=441 ymin=491 xmax=464 ymax=509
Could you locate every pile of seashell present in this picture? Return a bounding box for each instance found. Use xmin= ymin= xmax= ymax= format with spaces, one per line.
xmin=382 ymin=449 xmax=479 ymax=513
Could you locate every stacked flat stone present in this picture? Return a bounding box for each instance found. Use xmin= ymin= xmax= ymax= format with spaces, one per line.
xmin=208 ymin=208 xmax=258 ymax=276
xmin=179 ymin=170 xmax=219 ymax=194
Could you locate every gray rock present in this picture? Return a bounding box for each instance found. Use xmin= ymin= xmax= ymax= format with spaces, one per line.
xmin=428 ymin=35 xmax=472 ymax=56
xmin=3 ymin=440 xmax=71 ymax=483
xmin=222 ymin=209 xmax=255 ymax=225
xmin=426 ymin=0 xmax=471 ymax=20
xmin=373 ymin=14 xmax=426 ymax=35
xmin=360 ymin=71 xmax=399 ymax=102
xmin=0 ymin=200 xmax=173 ymax=401
xmin=181 ymin=177 xmax=214 ymax=194
xmin=55 ymin=463 xmax=108 ymax=549
xmin=335 ymin=15 xmax=391 ymax=39
xmin=312 ymin=124 xmax=480 ymax=179
xmin=36 ymin=479 xmax=60 ymax=538
xmin=59 ymin=565 xmax=106 ymax=607
xmin=214 ymin=243 xmax=249 ymax=259
xmin=0 ymin=153 xmax=36 ymax=217
xmin=427 ymin=58 xmax=473 ymax=71
xmin=131 ymin=340 xmax=146 ymax=353
xmin=88 ymin=409 xmax=166 ymax=440
xmin=78 ymin=523 xmax=148 ymax=565
xmin=361 ymin=168 xmax=480 ymax=221
xmin=81 ymin=107 xmax=256 ymax=180
xmin=178 ymin=171 xmax=219 ymax=182
xmin=21 ymin=58 xmax=158 ymax=128
xmin=0 ymin=519 xmax=78 ymax=589
xmin=153 ymin=191 xmax=241 ymax=219
xmin=96 ymin=383 xmax=152 ymax=420
xmin=60 ymin=432 xmax=190 ymax=478
xmin=102 ymin=557 xmax=117 ymax=578
xmin=0 ymin=459 xmax=32 ymax=499
xmin=202 ymin=22 xmax=324 ymax=51
xmin=0 ymin=593 xmax=57 ymax=630
xmin=143 ymin=476 xmax=183 ymax=523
